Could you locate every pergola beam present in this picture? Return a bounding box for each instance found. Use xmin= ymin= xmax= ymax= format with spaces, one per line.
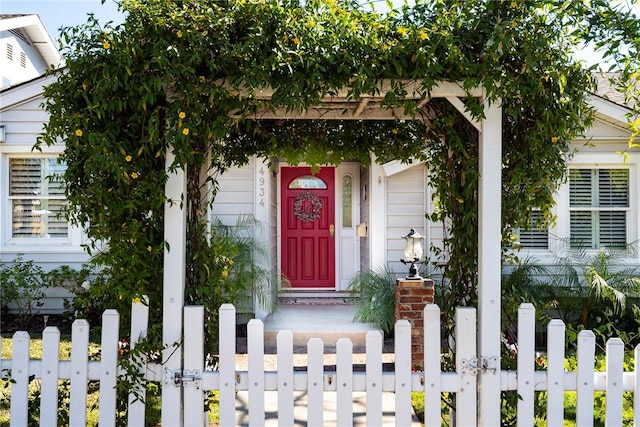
xmin=445 ymin=96 xmax=482 ymax=132
xmin=231 ymin=106 xmax=431 ymax=121
xmin=223 ymin=79 xmax=484 ymax=100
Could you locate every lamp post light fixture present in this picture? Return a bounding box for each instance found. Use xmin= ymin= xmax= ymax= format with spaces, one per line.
xmin=401 ymin=228 xmax=424 ymax=280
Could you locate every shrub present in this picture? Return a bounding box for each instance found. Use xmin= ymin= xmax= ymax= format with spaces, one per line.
xmin=0 ymin=255 xmax=46 ymax=326
xmin=347 ymin=266 xmax=398 ymax=335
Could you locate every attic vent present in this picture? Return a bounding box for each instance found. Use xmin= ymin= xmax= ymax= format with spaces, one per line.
xmin=20 ymin=52 xmax=27 ymax=68
xmin=9 ymin=29 xmax=30 ymax=45
xmin=7 ymin=43 xmax=13 ymax=61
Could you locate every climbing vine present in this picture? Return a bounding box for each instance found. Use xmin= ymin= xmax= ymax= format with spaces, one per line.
xmin=38 ymin=0 xmax=638 ymax=354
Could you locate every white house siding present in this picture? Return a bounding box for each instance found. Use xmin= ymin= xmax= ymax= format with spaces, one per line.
xmin=1 ymin=77 xmax=89 ymax=314
xmin=210 ymin=159 xmax=256 ymax=225
xmin=1 ymin=97 xmax=49 ymax=143
xmin=385 ymin=164 xmax=428 ymax=274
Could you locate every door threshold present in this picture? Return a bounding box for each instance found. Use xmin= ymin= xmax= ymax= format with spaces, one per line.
xmin=278 ymin=290 xmax=355 ymax=303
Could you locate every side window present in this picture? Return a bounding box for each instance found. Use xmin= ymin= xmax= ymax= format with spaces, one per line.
xmin=569 ymin=168 xmax=629 ymax=249
xmin=516 ymin=210 xmax=548 ymax=250
xmin=8 ymin=157 xmax=68 ymax=239
xmin=342 ymin=174 xmax=352 ymax=228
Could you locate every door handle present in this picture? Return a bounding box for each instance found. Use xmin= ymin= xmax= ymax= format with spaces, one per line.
xmin=329 ymin=224 xmax=335 ymax=237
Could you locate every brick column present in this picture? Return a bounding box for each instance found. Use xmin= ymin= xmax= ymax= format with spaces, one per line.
xmin=395 ymin=278 xmax=435 ymax=369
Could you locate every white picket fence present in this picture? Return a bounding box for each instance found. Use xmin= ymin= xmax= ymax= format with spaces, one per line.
xmin=2 ymin=300 xmax=640 ymax=426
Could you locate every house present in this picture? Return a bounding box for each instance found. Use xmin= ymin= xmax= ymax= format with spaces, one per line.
xmin=0 ymin=15 xmax=76 ymax=313
xmin=210 ymin=82 xmax=638 ymax=319
xmin=0 ymin=14 xmax=61 ymax=89
xmin=0 ymin=15 xmax=637 ymax=316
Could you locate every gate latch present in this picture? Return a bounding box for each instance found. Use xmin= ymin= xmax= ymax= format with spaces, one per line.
xmin=460 ymin=357 xmax=498 ymax=376
xmin=164 ymin=368 xmax=202 ymax=388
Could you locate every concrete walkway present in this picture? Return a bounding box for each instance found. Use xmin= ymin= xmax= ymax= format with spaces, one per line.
xmin=235 ymin=390 xmax=422 ymax=426
xmin=262 ymin=303 xmax=381 ymax=350
xmin=234 ymin=302 xmax=422 ymax=426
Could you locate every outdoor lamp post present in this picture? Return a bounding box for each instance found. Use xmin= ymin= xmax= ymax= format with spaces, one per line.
xmin=401 ymin=228 xmax=424 ymax=280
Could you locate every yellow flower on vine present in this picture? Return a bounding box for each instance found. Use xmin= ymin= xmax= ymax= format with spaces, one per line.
xmin=293 ymin=37 xmax=301 ymax=45
xmin=397 ymin=27 xmax=408 ymax=36
xmin=176 ymin=30 xmax=183 ymax=38
xmin=182 ymin=128 xmax=190 ymax=135
xmin=179 ymin=111 xmax=186 ymax=119
xmin=551 ymin=136 xmax=559 ymax=143
xmin=228 ymin=259 xmax=234 ymax=265
xmin=510 ymin=1 xmax=517 ymax=7
xmin=419 ymin=30 xmax=428 ymax=40
xmin=222 ymin=269 xmax=229 ymax=278
xmin=133 ymin=297 xmax=141 ymax=304
xmin=147 ymin=245 xmax=153 ymax=252
xmin=75 ymin=129 xmax=83 ymax=137
xmin=125 ymin=155 xmax=132 ymax=162
xmin=103 ymin=41 xmax=110 ymax=49
xmin=199 ymin=76 xmax=206 ymax=83
xmin=131 ymin=172 xmax=139 ymax=179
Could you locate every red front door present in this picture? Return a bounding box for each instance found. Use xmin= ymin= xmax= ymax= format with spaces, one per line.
xmin=281 ymin=167 xmax=335 ymax=288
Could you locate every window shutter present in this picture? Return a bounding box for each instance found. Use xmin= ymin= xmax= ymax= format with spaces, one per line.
xmin=570 ymin=211 xmax=593 ymax=247
xmin=10 ymin=158 xmax=42 ymax=197
xmin=518 ymin=210 xmax=548 ymax=249
xmin=569 ymin=169 xmax=592 ymax=206
xmin=569 ymin=168 xmax=628 ymax=249
xmin=599 ymin=169 xmax=628 ymax=207
xmin=9 ymin=158 xmax=68 ymax=238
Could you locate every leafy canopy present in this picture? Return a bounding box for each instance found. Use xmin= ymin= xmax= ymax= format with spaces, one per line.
xmin=38 ymin=0 xmax=638 ymax=335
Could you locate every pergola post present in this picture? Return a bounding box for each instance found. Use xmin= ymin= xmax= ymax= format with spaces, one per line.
xmin=161 ymin=149 xmax=187 ymax=426
xmin=477 ymin=97 xmax=503 ymax=424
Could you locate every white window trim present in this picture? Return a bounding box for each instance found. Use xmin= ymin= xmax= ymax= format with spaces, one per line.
xmin=516 ymin=152 xmax=638 ymax=263
xmin=1 ymin=149 xmax=85 ymax=253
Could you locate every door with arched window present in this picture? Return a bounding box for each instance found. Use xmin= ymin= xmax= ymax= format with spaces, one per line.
xmin=281 ymin=167 xmax=335 ymax=288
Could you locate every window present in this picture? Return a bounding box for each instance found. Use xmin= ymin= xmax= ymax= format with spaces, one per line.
xmin=342 ymin=175 xmax=352 ymax=228
xmin=9 ymin=158 xmax=68 ymax=239
xmin=517 ymin=210 xmax=548 ymax=250
xmin=288 ymin=175 xmax=327 ymax=189
xmin=569 ymin=168 xmax=629 ymax=249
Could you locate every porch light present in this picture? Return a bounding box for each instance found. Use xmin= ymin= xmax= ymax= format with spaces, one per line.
xmin=401 ymin=228 xmax=424 ymax=280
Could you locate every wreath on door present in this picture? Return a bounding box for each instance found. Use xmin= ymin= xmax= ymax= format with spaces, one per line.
xmin=293 ymin=191 xmax=323 ymax=223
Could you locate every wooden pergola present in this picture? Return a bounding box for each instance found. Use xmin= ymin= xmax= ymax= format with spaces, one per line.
xmin=161 ymin=80 xmax=502 ymax=425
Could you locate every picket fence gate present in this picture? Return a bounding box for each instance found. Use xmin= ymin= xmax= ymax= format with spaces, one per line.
xmin=2 ymin=300 xmax=640 ymax=426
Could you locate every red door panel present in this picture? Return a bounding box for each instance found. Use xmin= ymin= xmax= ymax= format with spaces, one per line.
xmin=281 ymin=167 xmax=335 ymax=288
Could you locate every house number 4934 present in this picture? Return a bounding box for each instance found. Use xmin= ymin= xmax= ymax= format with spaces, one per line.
xmin=258 ymin=167 xmax=266 ymax=207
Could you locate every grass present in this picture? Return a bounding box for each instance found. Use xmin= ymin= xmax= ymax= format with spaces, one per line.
xmin=1 ymin=334 xmax=221 ymax=426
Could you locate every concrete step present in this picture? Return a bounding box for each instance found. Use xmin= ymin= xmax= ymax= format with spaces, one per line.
xmin=262 ymin=303 xmax=382 ymax=351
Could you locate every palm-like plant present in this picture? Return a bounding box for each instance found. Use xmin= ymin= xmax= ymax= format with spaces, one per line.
xmin=550 ymin=242 xmax=640 ymax=327
xmin=347 ymin=266 xmax=398 ymax=335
